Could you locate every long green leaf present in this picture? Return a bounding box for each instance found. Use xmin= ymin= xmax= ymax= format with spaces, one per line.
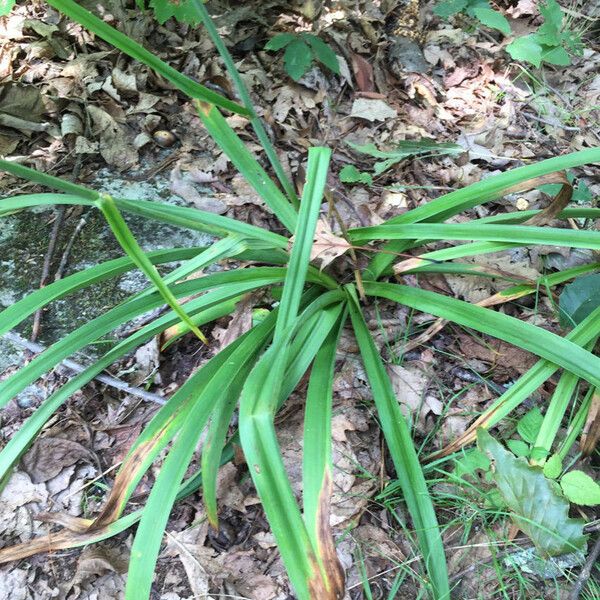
xmin=0 ymin=268 xmax=292 ymax=404
xmin=274 ymin=147 xmax=331 ymax=341
xmin=189 ymin=0 xmax=299 ymax=207
xmin=366 ymin=148 xmax=600 ymax=278
xmin=350 ymin=222 xmax=600 ymax=250
xmin=97 ymin=193 xmax=207 ymax=342
xmin=346 ymin=285 xmax=449 ymax=599
xmin=0 ymin=247 xmax=203 ymax=335
xmin=364 ymin=282 xmax=600 ymax=389
xmin=193 ymin=101 xmax=297 ymax=234
xmin=45 ymin=0 xmax=248 ymax=115
xmin=302 ymin=310 xmax=346 ymax=588
xmin=428 ymin=305 xmax=600 ymax=459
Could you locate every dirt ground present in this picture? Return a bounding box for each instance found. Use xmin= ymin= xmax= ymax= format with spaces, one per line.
xmin=0 ymin=0 xmax=599 ymax=598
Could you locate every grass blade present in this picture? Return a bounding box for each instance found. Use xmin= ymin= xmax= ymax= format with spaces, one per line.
xmin=349 ymin=222 xmax=600 ymax=250
xmin=45 ymin=0 xmax=249 ymax=115
xmin=274 ymin=147 xmax=331 ymax=341
xmin=194 ymin=101 xmax=298 ymax=234
xmin=189 ymin=0 xmax=299 ymax=207
xmin=96 ymin=193 xmax=208 ymax=342
xmin=364 ymin=282 xmax=600 ymax=389
xmin=366 ymin=147 xmax=600 ymax=279
xmin=346 ymin=285 xmax=450 ymax=599
xmin=0 ymin=268 xmax=291 ymax=404
xmin=0 ymin=247 xmax=203 ymax=335
xmin=428 ymin=306 xmax=600 ymax=460
xmin=302 ymin=311 xmax=347 ymax=591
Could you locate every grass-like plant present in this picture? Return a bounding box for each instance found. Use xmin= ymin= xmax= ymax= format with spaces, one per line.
xmin=0 ymin=1 xmax=599 ymax=598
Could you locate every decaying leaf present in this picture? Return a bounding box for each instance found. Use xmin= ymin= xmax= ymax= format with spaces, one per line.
xmin=310 ymin=219 xmax=351 ymax=270
xmin=87 ymin=105 xmax=138 ymax=170
xmin=477 ymin=429 xmax=587 ymax=557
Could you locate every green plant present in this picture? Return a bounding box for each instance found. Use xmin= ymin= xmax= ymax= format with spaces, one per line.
xmin=434 ymin=0 xmax=584 ymax=68
xmin=265 ymin=32 xmax=340 ymax=81
xmin=434 ymin=0 xmax=511 ymax=35
xmin=506 ymin=0 xmax=584 ymax=67
xmin=0 ymin=1 xmax=600 ymax=599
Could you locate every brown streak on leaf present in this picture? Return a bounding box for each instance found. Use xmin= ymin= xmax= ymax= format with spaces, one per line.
xmin=524 ymin=173 xmax=572 ymax=226
xmin=91 ymin=414 xmax=177 ymax=529
xmin=0 ymin=526 xmax=109 ymax=564
xmin=309 ymin=469 xmax=345 ymax=599
xmin=193 ymin=99 xmax=213 ymax=116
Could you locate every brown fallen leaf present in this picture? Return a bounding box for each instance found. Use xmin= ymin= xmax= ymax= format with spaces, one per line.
xmin=310 ymin=219 xmax=352 ymax=270
xmin=21 ymin=436 xmax=94 ymax=483
xmin=87 ymin=105 xmax=137 ymax=170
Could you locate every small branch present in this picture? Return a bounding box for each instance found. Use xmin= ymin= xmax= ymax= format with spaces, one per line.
xmin=54 ymin=214 xmax=89 ymax=281
xmin=568 ymin=534 xmax=600 ymax=600
xmin=31 ymin=207 xmax=65 ymax=342
xmin=3 ymin=331 xmax=166 ymax=405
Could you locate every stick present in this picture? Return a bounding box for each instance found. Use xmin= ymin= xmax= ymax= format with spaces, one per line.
xmin=569 ymin=534 xmax=600 ymax=600
xmin=31 ymin=207 xmax=65 ymax=342
xmin=3 ymin=331 xmax=166 ymax=405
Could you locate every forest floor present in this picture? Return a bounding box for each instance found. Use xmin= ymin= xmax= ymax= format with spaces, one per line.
xmin=0 ymin=0 xmax=599 ymax=598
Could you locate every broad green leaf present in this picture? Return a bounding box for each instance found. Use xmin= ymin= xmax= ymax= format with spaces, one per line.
xmin=303 ymin=34 xmax=340 ymax=74
xmin=433 ymin=0 xmax=468 ymax=17
xmin=0 ymin=0 xmax=15 ymax=15
xmin=265 ymin=33 xmax=296 ymax=51
xmin=473 ymin=8 xmax=511 ymax=35
xmin=45 ymin=0 xmax=249 ymax=115
xmin=477 ymin=429 xmax=587 ymax=556
xmin=149 ymin=0 xmax=202 ymax=24
xmin=539 ymin=0 xmax=564 ymax=34
xmin=506 ymin=35 xmax=544 ymax=67
xmin=560 ymin=471 xmax=600 ymax=506
xmin=347 ymin=285 xmax=450 ymax=599
xmin=453 ymin=448 xmax=490 ymax=478
xmin=284 ymin=38 xmax=313 ymax=81
xmin=517 ymin=408 xmax=544 ymax=444
xmin=339 ymin=165 xmax=373 ymax=186
xmin=543 ymin=454 xmax=563 ymax=479
xmin=541 ymin=45 xmax=571 ymax=66
xmin=507 ymin=439 xmax=530 ymax=457
xmin=559 ymin=274 xmax=600 ymax=327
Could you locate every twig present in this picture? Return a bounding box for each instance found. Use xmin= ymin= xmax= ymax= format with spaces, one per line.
xmin=523 ymin=111 xmax=581 ymax=131
xmin=31 ymin=207 xmax=65 ymax=342
xmin=3 ymin=331 xmax=166 ymax=405
xmin=54 ymin=214 xmax=89 ymax=281
xmin=568 ymin=534 xmax=600 ymax=600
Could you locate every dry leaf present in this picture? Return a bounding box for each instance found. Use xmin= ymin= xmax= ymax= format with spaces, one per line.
xmin=87 ymin=105 xmax=137 ymax=170
xmin=310 ymin=219 xmax=351 ymax=270
xmin=350 ymin=98 xmax=397 ymax=122
xmin=21 ymin=437 xmax=93 ymax=483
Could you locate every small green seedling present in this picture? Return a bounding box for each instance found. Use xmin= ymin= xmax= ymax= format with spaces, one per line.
xmin=265 ymin=32 xmax=340 ymax=81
